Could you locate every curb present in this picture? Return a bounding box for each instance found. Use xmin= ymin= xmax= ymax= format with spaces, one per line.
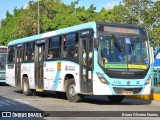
xmin=126 ymin=93 xmax=160 ymax=101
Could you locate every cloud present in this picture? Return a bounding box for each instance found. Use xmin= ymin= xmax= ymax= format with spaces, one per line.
xmin=23 ymin=0 xmax=37 ymax=10
xmin=23 ymin=4 xmax=29 ymax=9
xmin=105 ymin=2 xmax=118 ymax=10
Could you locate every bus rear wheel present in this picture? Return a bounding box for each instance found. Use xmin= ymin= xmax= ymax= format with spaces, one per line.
xmin=107 ymin=95 xmax=125 ymax=103
xmin=66 ymin=79 xmax=82 ymax=102
xmin=22 ymin=77 xmax=33 ymax=96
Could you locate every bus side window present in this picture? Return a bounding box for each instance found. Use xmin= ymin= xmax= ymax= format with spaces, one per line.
xmin=8 ymin=47 xmax=15 ymax=63
xmin=31 ymin=42 xmax=35 ymax=60
xmin=64 ymin=33 xmax=78 ymax=58
xmin=48 ymin=36 xmax=61 ymax=59
xmin=24 ymin=42 xmax=35 ymax=61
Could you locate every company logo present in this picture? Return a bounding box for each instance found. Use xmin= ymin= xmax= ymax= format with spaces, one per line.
xmin=22 ymin=67 xmax=31 ymax=72
xmin=127 ymin=81 xmax=130 ymax=85
xmin=65 ymin=65 xmax=75 ymax=71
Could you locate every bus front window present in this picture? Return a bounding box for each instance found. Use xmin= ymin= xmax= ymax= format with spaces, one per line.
xmin=0 ymin=54 xmax=7 ymax=70
xmin=98 ymin=34 xmax=149 ymax=71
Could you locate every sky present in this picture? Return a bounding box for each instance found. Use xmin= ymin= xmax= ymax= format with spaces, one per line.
xmin=0 ymin=0 xmax=122 ymax=21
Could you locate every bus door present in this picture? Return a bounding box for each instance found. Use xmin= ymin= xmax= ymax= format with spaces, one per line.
xmin=80 ymin=30 xmax=94 ymax=93
xmin=15 ymin=45 xmax=23 ymax=87
xmin=35 ymin=40 xmax=45 ymax=89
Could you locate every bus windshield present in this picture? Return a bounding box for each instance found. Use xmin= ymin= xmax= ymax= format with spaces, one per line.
xmin=98 ymin=34 xmax=149 ymax=71
xmin=0 ymin=53 xmax=7 ymax=70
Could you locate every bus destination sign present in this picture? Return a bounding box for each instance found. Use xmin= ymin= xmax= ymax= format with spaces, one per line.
xmin=104 ymin=26 xmax=140 ymax=34
xmin=0 ymin=48 xmax=7 ymax=53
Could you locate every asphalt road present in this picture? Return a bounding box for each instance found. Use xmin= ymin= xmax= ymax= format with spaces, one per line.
xmin=0 ymin=84 xmax=160 ymax=120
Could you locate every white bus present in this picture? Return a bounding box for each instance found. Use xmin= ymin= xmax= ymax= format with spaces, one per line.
xmin=0 ymin=46 xmax=7 ymax=83
xmin=6 ymin=22 xmax=152 ymax=102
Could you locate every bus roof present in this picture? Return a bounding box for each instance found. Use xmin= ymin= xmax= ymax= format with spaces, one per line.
xmin=8 ymin=22 xmax=97 ymax=46
xmin=8 ymin=22 xmax=146 ymax=46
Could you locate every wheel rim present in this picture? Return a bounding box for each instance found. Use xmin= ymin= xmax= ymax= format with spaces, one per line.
xmin=69 ymin=84 xmax=77 ymax=98
xmin=23 ymin=82 xmax=28 ymax=92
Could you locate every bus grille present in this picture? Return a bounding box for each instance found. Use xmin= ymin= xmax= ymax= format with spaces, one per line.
xmin=113 ymin=87 xmax=142 ymax=94
xmin=107 ymin=73 xmax=146 ymax=79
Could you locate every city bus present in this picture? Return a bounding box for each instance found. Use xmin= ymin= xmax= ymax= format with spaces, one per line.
xmin=0 ymin=46 xmax=7 ymax=83
xmin=6 ymin=22 xmax=152 ymax=102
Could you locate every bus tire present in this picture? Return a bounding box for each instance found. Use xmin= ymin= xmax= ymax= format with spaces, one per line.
xmin=107 ymin=95 xmax=125 ymax=103
xmin=22 ymin=77 xmax=33 ymax=96
xmin=66 ymin=79 xmax=82 ymax=102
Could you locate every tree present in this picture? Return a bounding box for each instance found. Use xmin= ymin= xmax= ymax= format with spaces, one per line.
xmin=0 ymin=9 xmax=21 ymax=45
xmin=95 ymin=4 xmax=127 ymax=23
xmin=0 ymin=0 xmax=159 ymax=46
xmin=14 ymin=1 xmax=38 ymax=38
xmin=122 ymin=0 xmax=160 ymax=46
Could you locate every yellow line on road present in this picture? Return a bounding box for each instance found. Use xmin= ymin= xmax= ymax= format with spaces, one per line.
xmin=127 ymin=94 xmax=160 ymax=101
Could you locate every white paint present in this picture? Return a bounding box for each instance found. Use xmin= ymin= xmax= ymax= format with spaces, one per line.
xmin=88 ymin=71 xmax=91 ymax=79
xmin=14 ymin=99 xmax=30 ymax=104
xmin=41 ymin=31 xmax=57 ymax=38
xmin=6 ymin=65 xmax=15 ymax=87
xmin=43 ymin=61 xmax=80 ymax=93
xmin=93 ymin=74 xmax=112 ymax=95
xmin=21 ymin=63 xmax=35 ymax=88
xmin=141 ymin=83 xmax=151 ymax=95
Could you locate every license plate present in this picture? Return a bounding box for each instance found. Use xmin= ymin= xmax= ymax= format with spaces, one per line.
xmin=122 ymin=91 xmax=133 ymax=95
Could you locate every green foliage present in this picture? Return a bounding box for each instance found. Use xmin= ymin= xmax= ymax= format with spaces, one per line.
xmin=95 ymin=5 xmax=127 ymax=23
xmin=0 ymin=8 xmax=21 ymax=45
xmin=15 ymin=1 xmax=39 ymax=38
xmin=0 ymin=0 xmax=159 ymax=46
xmin=122 ymin=0 xmax=160 ymax=46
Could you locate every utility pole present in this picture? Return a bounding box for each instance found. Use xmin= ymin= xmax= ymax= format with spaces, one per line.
xmin=38 ymin=0 xmax=40 ymax=34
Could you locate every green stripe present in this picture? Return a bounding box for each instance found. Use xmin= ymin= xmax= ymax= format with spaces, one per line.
xmin=105 ymin=64 xmax=127 ymax=68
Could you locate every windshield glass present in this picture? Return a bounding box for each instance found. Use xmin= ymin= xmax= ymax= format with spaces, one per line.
xmin=98 ymin=34 xmax=149 ymax=71
xmin=0 ymin=54 xmax=7 ymax=70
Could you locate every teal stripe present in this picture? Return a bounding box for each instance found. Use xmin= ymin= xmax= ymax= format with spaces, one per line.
xmin=53 ymin=71 xmax=60 ymax=90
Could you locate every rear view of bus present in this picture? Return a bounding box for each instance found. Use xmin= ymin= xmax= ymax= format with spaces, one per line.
xmin=0 ymin=46 xmax=7 ymax=83
xmin=94 ymin=23 xmax=152 ymax=102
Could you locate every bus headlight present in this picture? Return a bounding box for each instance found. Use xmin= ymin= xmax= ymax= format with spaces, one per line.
xmin=145 ymin=76 xmax=151 ymax=85
xmin=97 ymin=72 xmax=110 ymax=85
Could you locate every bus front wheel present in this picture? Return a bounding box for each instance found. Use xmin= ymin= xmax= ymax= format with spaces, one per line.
xmin=22 ymin=77 xmax=33 ymax=96
xmin=66 ymin=79 xmax=82 ymax=102
xmin=107 ymin=95 xmax=125 ymax=103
